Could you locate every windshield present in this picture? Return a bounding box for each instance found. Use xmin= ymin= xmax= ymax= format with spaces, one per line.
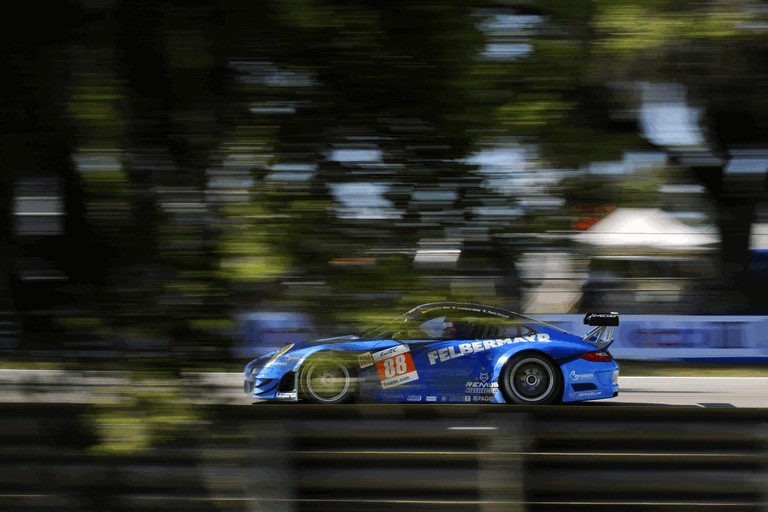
xmin=358 ymin=314 xmax=410 ymax=340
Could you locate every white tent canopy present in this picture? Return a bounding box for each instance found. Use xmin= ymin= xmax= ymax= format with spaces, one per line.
xmin=577 ymin=208 xmax=719 ymax=251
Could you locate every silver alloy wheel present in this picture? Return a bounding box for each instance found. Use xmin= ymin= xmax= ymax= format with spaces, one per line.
xmin=302 ymin=359 xmax=352 ymax=403
xmin=508 ymin=357 xmax=555 ymax=403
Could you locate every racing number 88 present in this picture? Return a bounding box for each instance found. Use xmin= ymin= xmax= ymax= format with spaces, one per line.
xmin=383 ymin=354 xmax=408 ymax=378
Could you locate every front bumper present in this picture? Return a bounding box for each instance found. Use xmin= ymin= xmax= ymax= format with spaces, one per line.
xmin=243 ymin=371 xmax=298 ymax=401
xmin=243 ymin=350 xmax=299 ymax=401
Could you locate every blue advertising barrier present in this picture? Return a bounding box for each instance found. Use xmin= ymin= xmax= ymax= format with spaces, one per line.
xmin=537 ymin=314 xmax=768 ymax=362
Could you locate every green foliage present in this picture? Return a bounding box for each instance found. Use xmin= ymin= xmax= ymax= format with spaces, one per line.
xmin=89 ymin=383 xmax=203 ymax=454
xmin=593 ymin=0 xmax=748 ymax=54
xmin=7 ymin=0 xmax=768 ymax=380
xmin=496 ymin=94 xmax=575 ymax=132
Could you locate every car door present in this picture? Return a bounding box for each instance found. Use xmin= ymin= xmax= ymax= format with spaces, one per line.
xmin=395 ymin=316 xmax=487 ymax=399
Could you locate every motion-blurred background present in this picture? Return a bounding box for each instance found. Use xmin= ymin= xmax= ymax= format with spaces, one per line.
xmin=3 ymin=0 xmax=768 ymax=363
xmin=3 ymin=2 xmax=768 ymax=511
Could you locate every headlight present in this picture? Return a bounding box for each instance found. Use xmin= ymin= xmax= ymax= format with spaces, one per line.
xmin=266 ymin=343 xmax=294 ymax=366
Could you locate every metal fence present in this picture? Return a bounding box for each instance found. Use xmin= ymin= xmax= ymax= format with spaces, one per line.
xmin=1 ymin=404 xmax=766 ymax=512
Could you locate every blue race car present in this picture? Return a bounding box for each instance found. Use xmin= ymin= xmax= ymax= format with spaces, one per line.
xmin=243 ymin=302 xmax=619 ymax=405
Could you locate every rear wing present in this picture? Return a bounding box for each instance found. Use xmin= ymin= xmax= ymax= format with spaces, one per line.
xmin=583 ymin=312 xmax=619 ymax=349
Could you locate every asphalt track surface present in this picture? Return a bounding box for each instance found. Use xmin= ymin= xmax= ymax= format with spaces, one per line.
xmin=0 ymin=370 xmax=766 ymax=407
xmin=599 ymin=376 xmax=768 ymax=408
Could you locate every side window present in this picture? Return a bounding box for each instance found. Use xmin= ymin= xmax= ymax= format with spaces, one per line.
xmin=474 ymin=322 xmax=498 ymax=340
xmin=417 ymin=316 xmax=475 ymax=340
xmin=400 ymin=312 xmax=538 ymax=341
xmin=494 ymin=323 xmax=536 ymax=338
xmin=418 ymin=317 xmax=447 ymax=339
xmin=392 ymin=316 xmax=451 ymax=340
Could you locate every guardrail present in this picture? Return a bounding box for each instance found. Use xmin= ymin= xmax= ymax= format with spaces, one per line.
xmin=1 ymin=404 xmax=767 ymax=511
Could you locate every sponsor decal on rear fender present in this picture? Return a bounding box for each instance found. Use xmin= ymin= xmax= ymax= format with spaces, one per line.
xmin=465 ymin=381 xmax=499 ymax=394
xmin=571 ymin=390 xmax=603 ymax=398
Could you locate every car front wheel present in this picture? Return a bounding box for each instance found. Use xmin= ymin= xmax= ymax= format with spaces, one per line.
xmin=500 ymin=353 xmax=561 ymax=405
xmin=299 ymin=356 xmax=356 ymax=404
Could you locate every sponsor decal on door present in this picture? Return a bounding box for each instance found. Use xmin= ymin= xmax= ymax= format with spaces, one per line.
xmin=372 ymin=345 xmax=419 ymax=389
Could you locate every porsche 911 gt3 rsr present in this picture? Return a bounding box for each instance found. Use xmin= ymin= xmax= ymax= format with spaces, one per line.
xmin=243 ymin=302 xmax=620 ymax=405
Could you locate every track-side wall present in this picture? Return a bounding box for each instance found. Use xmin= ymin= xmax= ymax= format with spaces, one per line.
xmin=2 ymin=403 xmax=768 ymax=512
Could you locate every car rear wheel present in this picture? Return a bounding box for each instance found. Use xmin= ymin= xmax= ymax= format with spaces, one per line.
xmin=299 ymin=356 xmax=356 ymax=404
xmin=501 ymin=353 xmax=561 ymax=405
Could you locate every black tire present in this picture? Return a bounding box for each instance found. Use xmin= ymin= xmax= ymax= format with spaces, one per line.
xmin=299 ymin=355 xmax=356 ymax=404
xmin=500 ymin=353 xmax=562 ymax=405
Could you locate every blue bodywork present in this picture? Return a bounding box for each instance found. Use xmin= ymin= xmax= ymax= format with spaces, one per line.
xmin=243 ymin=303 xmax=619 ymax=404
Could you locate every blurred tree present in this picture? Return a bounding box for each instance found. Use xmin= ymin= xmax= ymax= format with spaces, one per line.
xmin=587 ymin=0 xmax=768 ymax=311
xmin=213 ymin=0 xmax=529 ymax=327
xmin=63 ymin=0 xmax=248 ymax=361
xmin=6 ymin=0 xmax=768 ymax=363
xmin=0 ymin=0 xmax=85 ymax=340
